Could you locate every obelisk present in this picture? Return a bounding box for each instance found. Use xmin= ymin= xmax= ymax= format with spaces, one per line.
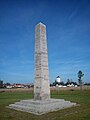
xmin=34 ymin=22 xmax=50 ymax=100
xmin=8 ymin=23 xmax=76 ymax=115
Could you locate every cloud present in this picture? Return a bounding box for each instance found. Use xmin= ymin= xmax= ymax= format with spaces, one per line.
xmin=68 ymin=6 xmax=79 ymax=20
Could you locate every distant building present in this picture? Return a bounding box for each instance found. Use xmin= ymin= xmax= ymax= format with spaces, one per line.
xmin=14 ymin=83 xmax=24 ymax=88
xmin=56 ymin=76 xmax=61 ymax=83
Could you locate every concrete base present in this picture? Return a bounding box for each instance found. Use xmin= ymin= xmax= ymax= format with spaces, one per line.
xmin=7 ymin=99 xmax=76 ymax=115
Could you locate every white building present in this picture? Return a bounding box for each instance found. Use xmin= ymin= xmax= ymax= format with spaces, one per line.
xmin=56 ymin=76 xmax=61 ymax=83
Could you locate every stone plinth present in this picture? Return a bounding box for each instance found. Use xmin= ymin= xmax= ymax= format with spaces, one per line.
xmin=8 ymin=99 xmax=76 ymax=115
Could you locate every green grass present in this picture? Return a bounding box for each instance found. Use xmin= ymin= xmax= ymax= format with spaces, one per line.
xmin=0 ymin=89 xmax=90 ymax=120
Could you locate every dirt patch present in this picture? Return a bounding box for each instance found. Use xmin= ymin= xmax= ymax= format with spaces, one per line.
xmin=0 ymin=86 xmax=90 ymax=93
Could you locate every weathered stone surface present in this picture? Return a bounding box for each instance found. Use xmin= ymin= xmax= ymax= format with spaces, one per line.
xmin=34 ymin=22 xmax=50 ymax=100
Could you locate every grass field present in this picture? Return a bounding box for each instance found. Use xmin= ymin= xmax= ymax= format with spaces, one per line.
xmin=0 ymin=89 xmax=90 ymax=120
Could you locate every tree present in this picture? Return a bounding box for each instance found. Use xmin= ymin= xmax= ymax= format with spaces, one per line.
xmin=0 ymin=80 xmax=3 ymax=88
xmin=78 ymin=70 xmax=84 ymax=90
xmin=53 ymin=80 xmax=57 ymax=86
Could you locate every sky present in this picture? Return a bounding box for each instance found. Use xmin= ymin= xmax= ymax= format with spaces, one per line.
xmin=0 ymin=0 xmax=90 ymax=84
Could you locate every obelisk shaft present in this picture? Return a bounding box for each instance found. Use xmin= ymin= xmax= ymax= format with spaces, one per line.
xmin=34 ymin=23 xmax=50 ymax=100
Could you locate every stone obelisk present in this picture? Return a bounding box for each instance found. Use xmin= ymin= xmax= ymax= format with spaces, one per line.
xmin=34 ymin=22 xmax=50 ymax=100
xmin=8 ymin=22 xmax=76 ymax=115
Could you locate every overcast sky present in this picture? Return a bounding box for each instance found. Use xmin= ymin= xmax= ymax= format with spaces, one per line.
xmin=0 ymin=0 xmax=90 ymax=84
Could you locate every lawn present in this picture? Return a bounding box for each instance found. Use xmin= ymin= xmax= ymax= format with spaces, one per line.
xmin=0 ymin=89 xmax=90 ymax=120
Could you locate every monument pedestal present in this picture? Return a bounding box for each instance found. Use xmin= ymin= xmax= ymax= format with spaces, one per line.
xmin=8 ymin=99 xmax=76 ymax=115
